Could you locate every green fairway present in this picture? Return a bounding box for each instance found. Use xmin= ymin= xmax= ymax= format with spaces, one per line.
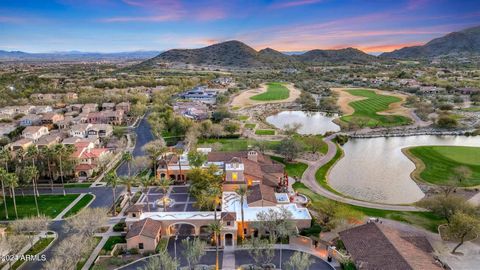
xmin=270 ymin=156 xmax=307 ymax=178
xmin=0 ymin=194 xmax=79 ymax=220
xmin=244 ymin=123 xmax=256 ymax=129
xmin=292 ymin=182 xmax=444 ymax=232
xmin=255 ymin=129 xmax=275 ymax=135
xmin=340 ymin=89 xmax=412 ymax=127
xmin=404 ymin=146 xmax=480 ymax=186
xmin=250 ymin=82 xmax=290 ymax=101
xmin=63 ymin=194 xmax=94 ymax=218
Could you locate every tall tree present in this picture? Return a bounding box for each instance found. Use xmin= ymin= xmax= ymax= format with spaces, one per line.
xmin=187 ymin=150 xmax=207 ymax=168
xmin=63 ymin=207 xmax=109 ymax=237
xmin=209 ymin=221 xmax=223 ymax=270
xmin=181 ymin=238 xmax=207 ymax=270
xmin=5 ymin=173 xmax=19 ymax=219
xmin=447 ymin=212 xmax=480 ymax=254
xmin=158 ymin=177 xmax=173 ymax=212
xmin=53 ymin=144 xmax=74 ymax=195
xmin=235 ymin=185 xmax=250 ymax=239
xmin=120 ymin=176 xmax=136 ymax=205
xmin=0 ymin=168 xmax=9 ymax=219
xmin=142 ymin=139 xmax=167 ymax=178
xmin=139 ymin=174 xmax=153 ymax=211
xmin=105 ymin=172 xmax=119 ymax=215
xmin=25 ymin=145 xmax=39 ymax=167
xmin=22 ymin=165 xmax=40 ymax=216
xmin=39 ymin=146 xmax=55 ymax=191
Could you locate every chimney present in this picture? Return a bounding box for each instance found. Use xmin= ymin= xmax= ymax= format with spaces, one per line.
xmin=247 ymin=151 xmax=258 ymax=162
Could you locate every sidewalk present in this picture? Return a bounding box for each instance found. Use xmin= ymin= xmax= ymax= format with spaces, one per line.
xmin=222 ymin=247 xmax=236 ymax=270
xmin=1 ymin=231 xmax=49 ymax=270
xmin=53 ymin=193 xmax=86 ymax=220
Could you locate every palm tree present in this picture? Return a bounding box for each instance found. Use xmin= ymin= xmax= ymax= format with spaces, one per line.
xmin=173 ymin=148 xmax=184 ymax=183
xmin=120 ymin=176 xmax=136 ymax=205
xmin=209 ymin=220 xmax=223 ymax=270
xmin=25 ymin=145 xmax=39 ymax=167
xmin=198 ymin=186 xmax=222 ymax=222
xmin=53 ymin=144 xmax=67 ymax=195
xmin=0 ymin=168 xmax=9 ymax=219
xmin=158 ymin=177 xmax=172 ymax=211
xmin=142 ymin=139 xmax=167 ymax=179
xmin=236 ymin=185 xmax=250 ymax=239
xmin=139 ymin=174 xmax=153 ymax=211
xmin=122 ymin=151 xmax=133 ymax=177
xmin=40 ymin=146 xmax=55 ymax=191
xmin=0 ymin=148 xmax=11 ymax=171
xmin=105 ymin=172 xmax=119 ymax=215
xmin=22 ymin=166 xmax=40 ymax=216
xmin=5 ymin=173 xmax=19 ymax=219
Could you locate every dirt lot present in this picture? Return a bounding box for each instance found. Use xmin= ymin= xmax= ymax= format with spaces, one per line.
xmin=230 ymin=83 xmax=301 ymax=108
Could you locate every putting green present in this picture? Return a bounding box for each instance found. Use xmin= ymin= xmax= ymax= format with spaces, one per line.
xmin=340 ymin=89 xmax=411 ymax=127
xmin=404 ymin=146 xmax=480 ymax=187
xmin=250 ymin=82 xmax=289 ymax=101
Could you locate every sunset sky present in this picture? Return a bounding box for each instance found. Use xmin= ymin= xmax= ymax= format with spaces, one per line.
xmin=1 ymin=0 xmax=479 ymax=53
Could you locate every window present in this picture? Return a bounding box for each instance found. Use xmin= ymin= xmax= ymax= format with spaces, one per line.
xmin=138 ymin=243 xmax=144 ymax=249
xmin=132 ymin=213 xmax=136 ymax=218
xmin=226 ymin=221 xmax=231 ymax=226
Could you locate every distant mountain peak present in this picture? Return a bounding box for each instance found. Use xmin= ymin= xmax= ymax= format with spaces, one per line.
xmin=381 ymin=25 xmax=480 ymax=59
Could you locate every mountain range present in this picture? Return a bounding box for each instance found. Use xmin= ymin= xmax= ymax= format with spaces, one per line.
xmin=0 ymin=50 xmax=161 ymax=61
xmin=381 ymin=26 xmax=480 ymax=59
xmin=138 ymin=40 xmax=375 ymax=68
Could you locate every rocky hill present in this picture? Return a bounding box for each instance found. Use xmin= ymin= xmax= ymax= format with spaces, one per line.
xmin=139 ymin=40 xmax=377 ymax=68
xmin=381 ymin=25 xmax=480 ymax=59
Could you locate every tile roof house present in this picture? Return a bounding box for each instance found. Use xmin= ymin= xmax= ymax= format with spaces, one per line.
xmin=35 ymin=133 xmax=63 ymax=148
xmin=41 ymin=112 xmax=64 ymax=125
xmin=102 ymin=102 xmax=116 ymax=111
xmin=7 ymin=138 xmax=33 ymax=151
xmin=88 ymin=110 xmax=124 ymax=125
xmin=115 ymin=102 xmax=131 ymax=113
xmin=126 ymin=218 xmax=162 ymax=253
xmin=338 ymin=223 xmax=443 ymax=270
xmin=82 ymin=103 xmax=98 ymax=113
xmin=22 ymin=126 xmax=49 ymax=141
xmin=72 ymin=141 xmax=111 ymax=179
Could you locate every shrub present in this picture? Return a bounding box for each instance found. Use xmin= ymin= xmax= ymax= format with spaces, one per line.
xmin=113 ymin=221 xmax=126 ymax=232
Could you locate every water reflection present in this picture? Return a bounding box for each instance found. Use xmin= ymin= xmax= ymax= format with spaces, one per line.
xmin=266 ymin=111 xmax=340 ymax=135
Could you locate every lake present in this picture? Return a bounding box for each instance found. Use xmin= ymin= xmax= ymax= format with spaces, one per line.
xmin=329 ymin=135 xmax=480 ymax=204
xmin=266 ymin=111 xmax=340 ymax=135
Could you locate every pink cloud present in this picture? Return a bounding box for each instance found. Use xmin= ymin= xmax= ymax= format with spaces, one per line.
xmin=406 ymin=0 xmax=432 ymax=10
xmin=270 ymin=0 xmax=324 ymax=9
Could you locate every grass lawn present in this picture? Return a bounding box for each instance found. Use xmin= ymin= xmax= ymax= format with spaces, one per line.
xmin=64 ymin=182 xmax=93 ymax=188
xmin=11 ymin=236 xmax=55 ymax=269
xmin=340 ymin=89 xmax=412 ymax=127
xmin=270 ymin=156 xmax=308 ymax=178
xmin=0 ymin=194 xmax=79 ymax=220
xmin=101 ymin=236 xmax=126 ymax=253
xmin=315 ymin=144 xmax=344 ymax=195
xmin=198 ymin=138 xmax=280 ymax=151
xmin=404 ymin=146 xmax=480 ymax=187
xmin=250 ymin=82 xmax=290 ymax=101
xmin=63 ymin=194 xmax=94 ymax=218
xmin=244 ymin=123 xmax=256 ymax=129
xmin=463 ymin=106 xmax=480 ymax=112
xmin=255 ymin=129 xmax=275 ymax=135
xmin=237 ymin=115 xmax=250 ymax=121
xmin=292 ymin=182 xmax=444 ymax=232
xmin=295 ymin=135 xmax=328 ymax=155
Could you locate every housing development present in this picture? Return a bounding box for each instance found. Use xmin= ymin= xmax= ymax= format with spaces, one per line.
xmin=1 ymin=1 xmax=480 ymax=270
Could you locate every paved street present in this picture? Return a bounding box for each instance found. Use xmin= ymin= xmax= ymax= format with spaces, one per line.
xmin=235 ymin=249 xmax=335 ymax=270
xmin=116 ymin=115 xmax=154 ymax=176
xmin=21 ymin=186 xmax=123 ymax=270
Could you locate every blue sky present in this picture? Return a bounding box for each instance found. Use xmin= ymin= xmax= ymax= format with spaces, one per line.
xmin=1 ymin=0 xmax=479 ymax=53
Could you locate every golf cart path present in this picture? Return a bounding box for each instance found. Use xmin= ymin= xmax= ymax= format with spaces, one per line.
xmin=300 ymin=136 xmax=424 ymax=212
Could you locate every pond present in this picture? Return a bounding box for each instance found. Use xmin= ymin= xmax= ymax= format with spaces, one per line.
xmin=329 ymin=135 xmax=480 ymax=204
xmin=266 ymin=111 xmax=340 ymax=135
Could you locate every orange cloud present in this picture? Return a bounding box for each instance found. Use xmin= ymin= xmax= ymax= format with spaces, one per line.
xmin=358 ymin=43 xmax=424 ymax=53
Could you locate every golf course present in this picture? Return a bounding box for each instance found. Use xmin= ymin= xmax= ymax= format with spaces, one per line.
xmin=339 ymin=89 xmax=412 ymax=127
xmin=250 ymin=82 xmax=290 ymax=101
xmin=404 ymin=145 xmax=480 ymax=187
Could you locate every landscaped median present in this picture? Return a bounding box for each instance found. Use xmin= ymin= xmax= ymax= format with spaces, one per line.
xmin=11 ymin=232 xmax=57 ymax=270
xmin=315 ymin=144 xmax=344 ymax=195
xmin=63 ymin=194 xmax=95 ymax=218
